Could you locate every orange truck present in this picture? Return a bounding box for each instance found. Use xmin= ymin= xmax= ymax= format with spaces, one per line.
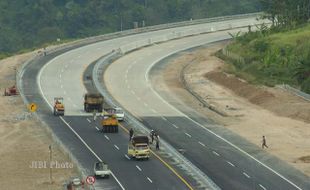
xmin=101 ymin=115 xmax=118 ymax=133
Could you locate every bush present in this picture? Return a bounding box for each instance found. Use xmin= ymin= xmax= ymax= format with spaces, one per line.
xmin=301 ymin=77 xmax=310 ymax=94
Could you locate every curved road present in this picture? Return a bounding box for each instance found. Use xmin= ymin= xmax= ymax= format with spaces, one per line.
xmin=19 ymin=16 xmax=284 ymax=190
xmin=103 ymin=30 xmax=310 ymax=190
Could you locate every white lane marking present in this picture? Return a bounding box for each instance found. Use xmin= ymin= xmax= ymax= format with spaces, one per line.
xmin=137 ymin=97 xmax=141 ymax=101
xmin=73 ymin=104 xmax=77 ymax=108
xmin=161 ymin=117 xmax=167 ymax=121
xmin=185 ymin=133 xmax=192 ymax=138
xmin=87 ymin=118 xmax=91 ymax=123
xmin=136 ymin=165 xmax=142 ymax=172
xmin=61 ymin=69 xmax=64 ymax=73
xmin=64 ymin=91 xmax=67 ymax=95
xmin=68 ymin=97 xmax=71 ymax=101
xmin=226 ymin=161 xmax=235 ymax=167
xmin=114 ymin=145 xmax=120 ymax=150
xmin=97 ymin=47 xmax=102 ymax=50
xmin=147 ymin=177 xmax=153 ymax=183
xmin=95 ymin=127 xmax=100 ymax=131
xmin=104 ymin=135 xmax=110 ymax=141
xmin=126 ymin=69 xmax=129 ymax=74
xmin=172 ymin=124 xmax=179 ymax=129
xmin=59 ymin=74 xmax=62 ymax=78
xmin=145 ymin=62 xmax=303 ymax=190
xmin=131 ymin=90 xmax=135 ymax=95
xmin=212 ymin=151 xmax=220 ymax=156
xmin=151 ymin=109 xmax=157 ymax=113
xmin=198 ymin=141 xmax=206 ymax=147
xmin=125 ymin=154 xmax=130 ymax=160
xmin=60 ymin=85 xmax=63 ymax=89
xmin=243 ymin=172 xmax=250 ymax=178
xmin=65 ymin=65 xmax=68 ymax=68
xmin=144 ymin=103 xmax=148 ymax=107
xmin=58 ymin=117 xmax=125 ymax=190
xmin=125 ymin=79 xmax=128 ymax=84
xmin=77 ymin=55 xmax=81 ymax=58
xmin=259 ymin=184 xmax=267 ymax=190
xmin=127 ymin=85 xmax=131 ymax=89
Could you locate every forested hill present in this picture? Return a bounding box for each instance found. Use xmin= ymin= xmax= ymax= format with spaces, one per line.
xmin=0 ymin=0 xmax=261 ymax=55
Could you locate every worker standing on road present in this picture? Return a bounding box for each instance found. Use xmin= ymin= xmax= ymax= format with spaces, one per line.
xmin=262 ymin=136 xmax=268 ymax=149
xmin=93 ymin=111 xmax=97 ymax=122
xmin=150 ymin=130 xmax=155 ymax=144
xmin=129 ymin=128 xmax=134 ymax=141
xmin=155 ymin=135 xmax=160 ymax=150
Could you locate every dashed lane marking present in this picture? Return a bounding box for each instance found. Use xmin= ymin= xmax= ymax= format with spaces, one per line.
xmin=117 ymin=123 xmax=194 ymax=190
xmin=95 ymin=127 xmax=100 ymax=131
xmin=259 ymin=184 xmax=267 ymax=190
xmin=243 ymin=172 xmax=250 ymax=178
xmin=144 ymin=103 xmax=148 ymax=107
xmin=131 ymin=90 xmax=135 ymax=95
xmin=136 ymin=165 xmax=142 ymax=172
xmin=161 ymin=117 xmax=167 ymax=121
xmin=212 ymin=151 xmax=220 ymax=156
xmin=104 ymin=135 xmax=110 ymax=141
xmin=147 ymin=177 xmax=153 ymax=183
xmin=58 ymin=117 xmax=125 ymax=190
xmin=125 ymin=154 xmax=130 ymax=160
xmin=198 ymin=142 xmax=206 ymax=147
xmin=114 ymin=145 xmax=120 ymax=150
xmin=185 ymin=133 xmax=192 ymax=138
xmin=226 ymin=161 xmax=235 ymax=167
xmin=86 ymin=118 xmax=91 ymax=123
xmin=151 ymin=109 xmax=157 ymax=113
xmin=172 ymin=124 xmax=179 ymax=129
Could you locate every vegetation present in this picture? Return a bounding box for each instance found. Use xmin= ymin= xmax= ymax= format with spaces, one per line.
xmin=0 ymin=0 xmax=261 ymax=58
xmin=220 ymin=0 xmax=310 ymax=93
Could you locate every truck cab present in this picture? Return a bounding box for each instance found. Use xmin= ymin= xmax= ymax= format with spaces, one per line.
xmin=128 ymin=135 xmax=150 ymax=160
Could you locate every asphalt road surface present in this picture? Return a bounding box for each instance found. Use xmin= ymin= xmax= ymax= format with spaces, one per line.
xmin=104 ymin=30 xmax=310 ymax=190
xmin=19 ymin=16 xmax=285 ymax=190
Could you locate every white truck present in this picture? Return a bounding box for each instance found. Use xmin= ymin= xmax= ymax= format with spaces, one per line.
xmin=94 ymin=161 xmax=111 ymax=178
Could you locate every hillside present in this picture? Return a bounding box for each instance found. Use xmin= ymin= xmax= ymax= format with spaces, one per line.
xmin=0 ymin=0 xmax=261 ymax=57
xmin=220 ymin=24 xmax=310 ymax=93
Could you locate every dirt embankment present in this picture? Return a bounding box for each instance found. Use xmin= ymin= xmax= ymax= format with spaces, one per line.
xmin=0 ymin=52 xmax=79 ymax=189
xmin=168 ymin=43 xmax=310 ymax=176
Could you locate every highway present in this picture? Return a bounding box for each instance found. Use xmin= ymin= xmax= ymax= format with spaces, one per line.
xmin=18 ymin=15 xmax=308 ymax=190
xmin=103 ymin=30 xmax=310 ymax=190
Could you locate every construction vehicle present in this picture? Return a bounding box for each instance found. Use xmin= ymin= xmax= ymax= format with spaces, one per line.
xmin=128 ymin=135 xmax=150 ymax=160
xmin=101 ymin=115 xmax=118 ymax=133
xmin=94 ymin=161 xmax=111 ymax=178
xmin=84 ymin=93 xmax=103 ymax=112
xmin=4 ymin=85 xmax=19 ymax=96
xmin=53 ymin=97 xmax=65 ymax=116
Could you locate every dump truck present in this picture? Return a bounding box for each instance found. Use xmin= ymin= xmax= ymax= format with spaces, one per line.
xmin=94 ymin=161 xmax=111 ymax=178
xmin=128 ymin=135 xmax=150 ymax=160
xmin=84 ymin=93 xmax=103 ymax=112
xmin=53 ymin=97 xmax=65 ymax=116
xmin=101 ymin=115 xmax=118 ymax=133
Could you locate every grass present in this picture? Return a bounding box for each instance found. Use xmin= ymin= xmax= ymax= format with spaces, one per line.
xmin=218 ymin=24 xmax=310 ymax=93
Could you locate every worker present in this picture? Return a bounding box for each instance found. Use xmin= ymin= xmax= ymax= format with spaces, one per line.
xmin=129 ymin=128 xmax=134 ymax=141
xmin=93 ymin=111 xmax=97 ymax=122
xmin=150 ymin=130 xmax=155 ymax=144
xmin=155 ymin=135 xmax=160 ymax=150
xmin=262 ymin=136 xmax=268 ymax=149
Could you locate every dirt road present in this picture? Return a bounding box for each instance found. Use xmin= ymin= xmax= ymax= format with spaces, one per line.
xmin=163 ymin=42 xmax=310 ymax=176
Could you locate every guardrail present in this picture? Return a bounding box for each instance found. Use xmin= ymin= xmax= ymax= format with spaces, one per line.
xmin=16 ymin=13 xmax=264 ymax=190
xmin=276 ymin=84 xmax=310 ymax=102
